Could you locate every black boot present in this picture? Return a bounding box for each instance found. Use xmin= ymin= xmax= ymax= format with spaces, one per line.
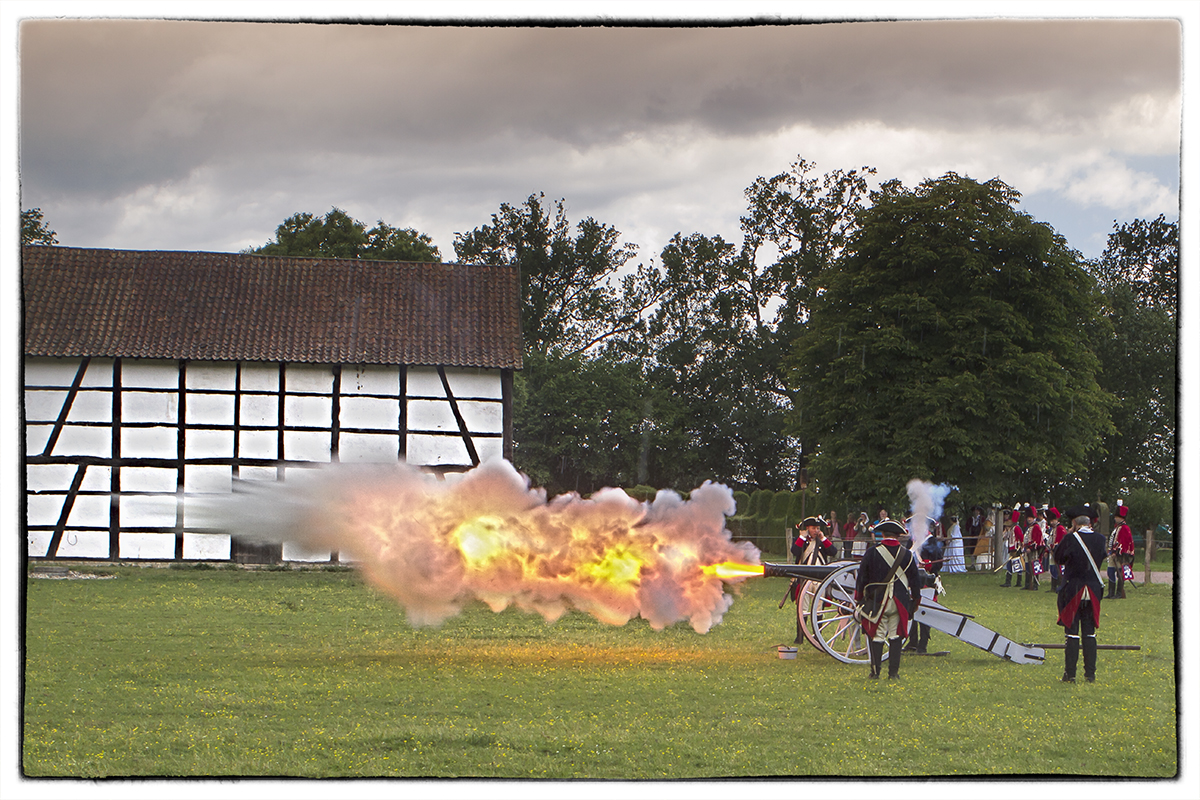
xmin=1002 ymin=573 xmax=1012 ymax=588
xmin=1083 ymin=635 xmax=1097 ymax=682
xmin=1117 ymin=574 xmax=1126 ymax=599
xmin=868 ymin=640 xmax=883 ymax=679
xmin=1063 ymin=636 xmax=1080 ymax=682
xmin=1106 ymin=579 xmax=1116 ymax=599
xmin=887 ymin=638 xmax=903 ymax=679
xmin=917 ymin=625 xmax=930 ymax=654
xmin=1014 ymin=573 xmax=1023 ymax=589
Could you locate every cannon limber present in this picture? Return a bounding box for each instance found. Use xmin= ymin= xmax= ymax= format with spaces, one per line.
xmin=762 ymin=562 xmax=1047 ymax=666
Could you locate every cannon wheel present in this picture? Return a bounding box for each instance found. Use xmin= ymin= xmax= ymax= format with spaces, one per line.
xmin=796 ymin=581 xmax=823 ymax=650
xmin=807 ymin=562 xmax=884 ymax=665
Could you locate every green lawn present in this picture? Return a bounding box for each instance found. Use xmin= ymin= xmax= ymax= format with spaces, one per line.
xmin=21 ymin=562 xmax=1177 ymax=779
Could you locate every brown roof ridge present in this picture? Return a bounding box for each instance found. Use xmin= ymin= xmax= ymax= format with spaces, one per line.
xmin=23 ymin=245 xmax=523 ymax=369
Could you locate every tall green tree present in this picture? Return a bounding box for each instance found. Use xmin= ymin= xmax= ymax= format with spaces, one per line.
xmin=636 ymin=232 xmax=799 ymax=491
xmin=250 ymin=207 xmax=441 ymax=262
xmin=21 ymin=207 xmax=58 ymax=246
xmin=453 ymin=193 xmax=662 ymax=358
xmin=1086 ymin=216 xmax=1177 ymax=498
xmin=789 ymin=173 xmax=1114 ymax=510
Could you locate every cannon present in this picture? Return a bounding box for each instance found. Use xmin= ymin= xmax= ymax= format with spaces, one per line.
xmin=762 ymin=561 xmax=1046 ymax=666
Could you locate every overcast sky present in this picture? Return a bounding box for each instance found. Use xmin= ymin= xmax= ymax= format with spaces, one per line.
xmin=9 ymin=6 xmax=1187 ymax=265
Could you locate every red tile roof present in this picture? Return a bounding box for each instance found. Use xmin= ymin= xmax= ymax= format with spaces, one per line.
xmin=23 ymin=246 xmax=523 ymax=369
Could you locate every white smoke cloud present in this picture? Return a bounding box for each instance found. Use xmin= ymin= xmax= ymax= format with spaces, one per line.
xmin=905 ymin=479 xmax=957 ymax=559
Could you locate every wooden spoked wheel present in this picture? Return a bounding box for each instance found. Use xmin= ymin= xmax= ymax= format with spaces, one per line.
xmin=807 ymin=562 xmax=883 ymax=665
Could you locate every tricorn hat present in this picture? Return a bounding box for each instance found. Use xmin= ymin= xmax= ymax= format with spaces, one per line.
xmin=1063 ymin=504 xmax=1090 ymax=520
xmin=874 ymin=520 xmax=906 ymax=538
xmin=798 ymin=516 xmax=825 ymax=528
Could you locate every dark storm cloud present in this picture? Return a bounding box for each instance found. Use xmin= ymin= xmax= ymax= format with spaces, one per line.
xmin=20 ymin=18 xmax=1180 ymax=202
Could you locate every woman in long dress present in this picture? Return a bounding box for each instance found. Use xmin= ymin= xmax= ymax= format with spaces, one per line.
xmin=943 ymin=517 xmax=967 ymax=573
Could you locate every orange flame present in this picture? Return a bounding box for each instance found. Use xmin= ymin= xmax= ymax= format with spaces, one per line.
xmin=202 ymin=460 xmax=762 ymax=633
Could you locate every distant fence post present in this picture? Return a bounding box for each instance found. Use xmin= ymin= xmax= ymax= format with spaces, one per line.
xmin=1144 ymin=528 xmax=1154 ymax=585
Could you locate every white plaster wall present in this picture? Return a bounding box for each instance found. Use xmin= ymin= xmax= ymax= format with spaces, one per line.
xmin=187 ymin=362 xmax=237 ymax=390
xmin=408 ymin=399 xmax=458 ymax=431
xmin=120 ymin=494 xmax=179 ymax=527
xmin=66 ymin=494 xmax=111 ymax=527
xmin=67 ymin=391 xmax=113 ymax=423
xmin=186 ymin=393 xmax=235 ymax=425
xmin=55 ymin=532 xmax=110 ymax=558
xmin=121 ymin=360 xmax=177 ymax=389
xmin=26 ymin=464 xmax=75 ymax=491
xmin=26 ymin=494 xmax=63 ymax=526
xmin=27 ymin=530 xmax=53 ymax=558
xmin=458 ymin=400 xmax=503 ymax=433
xmin=406 ymin=367 xmax=445 ymax=398
xmin=286 ymin=364 xmax=333 ymax=393
xmin=238 ymin=430 xmax=278 ymax=460
xmin=185 ymin=429 xmax=234 ymax=459
xmin=340 ymin=396 xmax=400 ymax=429
xmin=121 ymin=427 xmax=175 ymax=459
xmin=444 ymin=368 xmax=503 ymax=399
xmin=240 ymin=363 xmax=279 ymax=391
xmin=23 ymin=390 xmax=67 ymax=422
xmin=237 ymin=465 xmax=279 ymax=483
xmin=339 ymin=433 xmax=401 ymax=463
xmin=121 ymin=467 xmax=178 ymax=493
xmin=406 ymin=433 xmax=470 ymax=465
xmin=239 ymin=394 xmax=278 ymax=425
xmin=122 ymin=391 xmax=177 ymax=423
xmin=343 ymin=364 xmax=401 ymax=395
xmin=184 ymin=465 xmax=233 ymax=493
xmin=284 ymin=395 xmax=332 ymax=427
xmin=184 ymin=533 xmax=231 ymax=560
xmin=54 ymin=426 xmax=111 ymax=458
xmin=476 ymin=438 xmax=505 ymax=463
xmin=25 ymin=425 xmax=52 ymax=455
xmin=25 ymin=358 xmax=82 ymax=387
xmin=283 ymin=430 xmax=331 ymax=462
xmin=119 ymin=533 xmax=175 ymax=559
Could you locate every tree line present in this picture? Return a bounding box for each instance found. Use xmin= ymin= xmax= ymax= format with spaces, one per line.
xmin=21 ymin=157 xmax=1178 ymax=536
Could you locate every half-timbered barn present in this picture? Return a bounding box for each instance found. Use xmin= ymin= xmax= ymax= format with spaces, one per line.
xmin=23 ymin=245 xmax=522 ymax=563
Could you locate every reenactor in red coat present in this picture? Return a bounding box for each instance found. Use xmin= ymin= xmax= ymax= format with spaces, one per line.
xmin=1046 ymin=507 xmax=1069 ymax=592
xmin=1108 ymin=503 xmax=1135 ymax=599
xmin=1001 ymin=509 xmax=1025 ymax=587
xmin=1022 ymin=505 xmax=1045 ymax=591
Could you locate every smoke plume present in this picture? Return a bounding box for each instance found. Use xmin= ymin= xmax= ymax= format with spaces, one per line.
xmin=196 ymin=459 xmax=760 ymax=633
xmin=905 ymin=479 xmax=957 ymax=557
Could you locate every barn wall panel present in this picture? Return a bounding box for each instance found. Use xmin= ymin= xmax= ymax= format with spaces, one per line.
xmin=25 ymin=355 xmax=509 ymax=562
xmin=54 ymin=426 xmax=111 ymax=458
xmin=57 ymin=532 xmax=110 ymax=558
xmin=119 ymin=533 xmax=176 ymax=559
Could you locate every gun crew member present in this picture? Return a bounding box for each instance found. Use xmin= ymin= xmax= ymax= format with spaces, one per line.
xmin=854 ymin=520 xmax=921 ymax=680
xmin=1055 ymin=506 xmax=1109 ymax=683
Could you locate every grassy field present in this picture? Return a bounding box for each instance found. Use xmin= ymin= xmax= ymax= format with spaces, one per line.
xmin=21 ymin=559 xmax=1178 ymax=780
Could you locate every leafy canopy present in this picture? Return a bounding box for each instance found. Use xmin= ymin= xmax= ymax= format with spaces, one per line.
xmin=789 ymin=173 xmax=1114 ymax=510
xmin=22 ymin=208 xmax=58 ymax=246
xmin=250 ymin=207 xmax=441 ymax=263
xmin=453 ymin=193 xmax=661 ymax=358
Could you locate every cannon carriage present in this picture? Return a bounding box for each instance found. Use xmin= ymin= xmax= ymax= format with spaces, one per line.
xmin=766 ymin=562 xmax=1046 ymax=666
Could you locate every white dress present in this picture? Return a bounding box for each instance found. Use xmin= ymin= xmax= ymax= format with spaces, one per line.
xmin=943 ymin=522 xmax=967 ymax=573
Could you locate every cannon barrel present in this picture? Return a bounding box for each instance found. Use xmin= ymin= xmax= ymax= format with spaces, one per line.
xmin=761 ymin=562 xmax=842 ymax=582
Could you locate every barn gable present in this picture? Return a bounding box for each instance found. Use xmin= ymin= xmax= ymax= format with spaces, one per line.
xmin=23 ymin=246 xmax=523 ymax=563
